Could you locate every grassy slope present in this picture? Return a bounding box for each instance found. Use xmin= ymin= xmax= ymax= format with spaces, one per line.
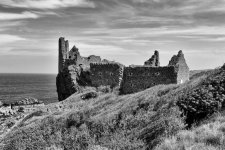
xmin=155 ymin=111 xmax=225 ymax=150
xmin=155 ymin=66 xmax=225 ymax=150
xmin=1 ymin=67 xmax=222 ymax=150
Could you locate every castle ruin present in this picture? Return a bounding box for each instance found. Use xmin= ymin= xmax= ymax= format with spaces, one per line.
xmin=57 ymin=37 xmax=189 ymax=100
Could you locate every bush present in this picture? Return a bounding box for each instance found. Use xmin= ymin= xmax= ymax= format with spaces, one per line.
xmin=177 ymin=67 xmax=225 ymax=126
xmin=81 ymin=91 xmax=98 ymax=100
xmin=97 ymin=86 xmax=111 ymax=93
xmin=18 ymin=107 xmax=24 ymax=113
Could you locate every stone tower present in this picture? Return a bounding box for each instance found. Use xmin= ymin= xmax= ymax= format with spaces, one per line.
xmin=58 ymin=37 xmax=69 ymax=73
xmin=144 ymin=50 xmax=160 ymax=67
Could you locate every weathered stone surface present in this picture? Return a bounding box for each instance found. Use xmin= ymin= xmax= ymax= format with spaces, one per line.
xmin=57 ymin=37 xmax=190 ymax=100
xmin=90 ymin=63 xmax=124 ymax=88
xmin=168 ymin=50 xmax=189 ymax=84
xmin=57 ymin=37 xmax=106 ymax=101
xmin=144 ymin=50 xmax=160 ymax=67
xmin=120 ymin=66 xmax=177 ymax=94
xmin=56 ymin=65 xmax=81 ymax=101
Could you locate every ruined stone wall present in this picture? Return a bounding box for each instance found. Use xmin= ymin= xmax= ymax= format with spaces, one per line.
xmin=57 ymin=37 xmax=190 ymax=100
xmin=65 ymin=40 xmax=69 ymax=58
xmin=168 ymin=50 xmax=189 ymax=84
xmin=90 ymin=63 xmax=124 ymax=88
xmin=78 ymin=55 xmax=102 ymax=70
xmin=120 ymin=66 xmax=177 ymax=94
xmin=58 ymin=37 xmax=69 ymax=73
xmin=144 ymin=50 xmax=160 ymax=67
xmin=68 ymin=46 xmax=102 ymax=70
xmin=57 ymin=37 xmax=107 ymax=101
xmin=56 ymin=65 xmax=83 ymax=101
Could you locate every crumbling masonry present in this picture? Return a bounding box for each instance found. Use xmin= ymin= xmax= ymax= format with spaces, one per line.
xmin=57 ymin=37 xmax=190 ymax=100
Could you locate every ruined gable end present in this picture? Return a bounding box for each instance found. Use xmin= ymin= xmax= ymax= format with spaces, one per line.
xmin=90 ymin=63 xmax=124 ymax=88
xmin=68 ymin=46 xmax=80 ymax=61
xmin=144 ymin=50 xmax=160 ymax=67
xmin=168 ymin=50 xmax=189 ymax=84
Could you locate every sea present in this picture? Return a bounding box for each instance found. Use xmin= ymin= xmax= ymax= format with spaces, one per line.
xmin=0 ymin=73 xmax=58 ymax=104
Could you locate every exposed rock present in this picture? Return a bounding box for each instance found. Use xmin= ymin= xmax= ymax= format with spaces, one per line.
xmin=0 ymin=106 xmax=15 ymax=116
xmin=57 ymin=65 xmax=83 ymax=101
xmin=11 ymin=97 xmax=43 ymax=106
xmin=0 ymin=98 xmax=45 ymax=140
xmin=80 ymin=91 xmax=98 ymax=100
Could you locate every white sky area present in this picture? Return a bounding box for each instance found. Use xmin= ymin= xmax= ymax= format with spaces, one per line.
xmin=0 ymin=0 xmax=225 ymax=73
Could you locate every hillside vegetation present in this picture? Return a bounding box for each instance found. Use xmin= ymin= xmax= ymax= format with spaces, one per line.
xmin=1 ymin=65 xmax=225 ymax=150
xmin=155 ymin=111 xmax=225 ymax=150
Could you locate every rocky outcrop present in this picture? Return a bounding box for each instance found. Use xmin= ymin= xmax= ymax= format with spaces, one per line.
xmin=144 ymin=50 xmax=160 ymax=67
xmin=56 ymin=65 xmax=84 ymax=101
xmin=0 ymin=97 xmax=44 ymax=116
xmin=11 ymin=97 xmax=43 ymax=106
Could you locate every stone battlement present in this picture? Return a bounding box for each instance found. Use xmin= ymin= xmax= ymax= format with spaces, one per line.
xmin=57 ymin=37 xmax=190 ymax=100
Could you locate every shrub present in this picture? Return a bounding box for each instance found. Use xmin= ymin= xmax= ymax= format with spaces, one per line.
xmin=81 ymin=91 xmax=98 ymax=100
xmin=18 ymin=107 xmax=24 ymax=113
xmin=177 ymin=67 xmax=225 ymax=126
xmin=97 ymin=86 xmax=112 ymax=93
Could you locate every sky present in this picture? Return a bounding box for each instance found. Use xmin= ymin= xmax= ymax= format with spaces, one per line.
xmin=0 ymin=0 xmax=225 ymax=73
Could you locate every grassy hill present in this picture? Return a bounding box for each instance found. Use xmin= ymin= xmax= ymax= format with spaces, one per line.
xmin=155 ymin=111 xmax=225 ymax=150
xmin=1 ymin=65 xmax=225 ymax=150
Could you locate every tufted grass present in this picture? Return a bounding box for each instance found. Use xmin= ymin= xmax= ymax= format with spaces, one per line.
xmin=155 ymin=112 xmax=225 ymax=150
xmin=1 ymin=83 xmax=187 ymax=150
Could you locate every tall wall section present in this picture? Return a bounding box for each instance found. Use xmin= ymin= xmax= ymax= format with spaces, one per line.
xmin=58 ymin=37 xmax=69 ymax=73
xmin=120 ymin=66 xmax=178 ymax=94
xmin=68 ymin=46 xmax=102 ymax=70
xmin=144 ymin=50 xmax=160 ymax=67
xmin=57 ymin=37 xmax=111 ymax=101
xmin=168 ymin=50 xmax=189 ymax=84
xmin=90 ymin=63 xmax=124 ymax=88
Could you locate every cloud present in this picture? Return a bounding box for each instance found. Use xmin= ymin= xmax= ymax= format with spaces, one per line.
xmin=0 ymin=34 xmax=26 ymax=45
xmin=0 ymin=11 xmax=39 ymax=20
xmin=0 ymin=0 xmax=225 ymax=72
xmin=0 ymin=34 xmax=26 ymax=55
xmin=0 ymin=21 xmax=23 ymax=31
xmin=0 ymin=0 xmax=95 ymax=9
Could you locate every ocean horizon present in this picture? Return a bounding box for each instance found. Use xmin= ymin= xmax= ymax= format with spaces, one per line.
xmin=0 ymin=73 xmax=58 ymax=104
